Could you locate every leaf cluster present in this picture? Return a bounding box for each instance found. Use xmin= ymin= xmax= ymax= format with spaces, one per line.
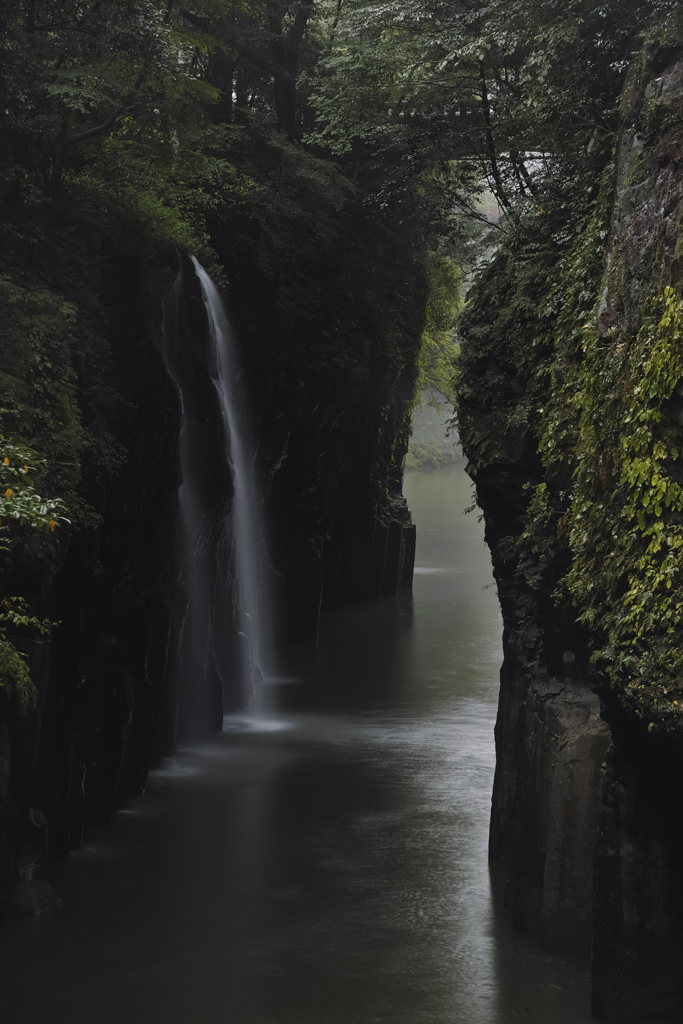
xmin=0 ymin=597 xmax=57 ymax=712
xmin=566 ymin=289 xmax=683 ymax=701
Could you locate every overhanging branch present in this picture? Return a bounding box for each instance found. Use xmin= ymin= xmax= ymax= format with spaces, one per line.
xmin=65 ymin=67 xmax=148 ymax=146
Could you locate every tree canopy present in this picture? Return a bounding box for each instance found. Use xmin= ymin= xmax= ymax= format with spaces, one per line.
xmin=3 ymin=0 xmax=676 ymax=261
xmin=307 ymin=0 xmax=680 ymax=209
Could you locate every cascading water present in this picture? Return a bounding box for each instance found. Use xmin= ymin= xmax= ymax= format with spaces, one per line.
xmin=162 ymin=258 xmax=272 ymax=738
xmin=191 ymin=258 xmax=272 ymax=694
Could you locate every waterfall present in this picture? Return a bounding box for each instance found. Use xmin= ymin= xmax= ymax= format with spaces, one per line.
xmin=191 ymin=258 xmax=271 ymax=695
xmin=162 ymin=258 xmax=272 ymax=740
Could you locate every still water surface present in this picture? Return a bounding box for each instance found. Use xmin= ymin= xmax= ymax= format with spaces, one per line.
xmin=1 ymin=464 xmax=593 ymax=1023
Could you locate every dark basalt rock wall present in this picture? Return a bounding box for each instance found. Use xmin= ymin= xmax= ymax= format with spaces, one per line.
xmin=490 ymin=642 xmax=610 ymax=957
xmin=19 ymin=252 xmax=185 ymax=864
xmin=458 ymin=38 xmax=683 ymax=1021
xmin=0 ymin=206 xmax=420 ymax=913
xmin=0 ymin=246 xmax=184 ymax=911
xmin=210 ymin=200 xmax=422 ymax=643
xmin=463 ymin=391 xmax=611 ymax=962
xmin=592 ymin=716 xmax=683 ymax=1022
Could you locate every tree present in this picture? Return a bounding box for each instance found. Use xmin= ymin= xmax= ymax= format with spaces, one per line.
xmin=305 ymin=0 xmax=680 ymax=216
xmin=1 ymin=1 xmax=179 ymax=198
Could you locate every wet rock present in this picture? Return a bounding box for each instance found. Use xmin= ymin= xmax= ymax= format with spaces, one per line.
xmin=490 ymin=647 xmax=610 ymax=956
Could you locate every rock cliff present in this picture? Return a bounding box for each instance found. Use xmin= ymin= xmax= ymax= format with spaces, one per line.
xmin=458 ymin=37 xmax=683 ymax=1021
xmin=0 ymin=188 xmax=420 ymax=912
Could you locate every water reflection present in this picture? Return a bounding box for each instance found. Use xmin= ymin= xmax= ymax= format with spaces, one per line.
xmin=0 ymin=465 xmax=592 ymax=1023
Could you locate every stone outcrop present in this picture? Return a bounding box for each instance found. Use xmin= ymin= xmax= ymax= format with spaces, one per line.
xmin=491 ymin=645 xmax=610 ymax=957
xmin=459 ymin=36 xmax=683 ymax=1020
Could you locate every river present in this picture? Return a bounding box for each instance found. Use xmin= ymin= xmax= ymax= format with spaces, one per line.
xmin=0 ymin=463 xmax=593 ymax=1023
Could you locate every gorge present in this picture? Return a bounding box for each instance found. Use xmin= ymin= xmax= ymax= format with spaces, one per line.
xmin=1 ymin=463 xmax=597 ymax=1024
xmin=2 ymin=1 xmax=683 ymax=1021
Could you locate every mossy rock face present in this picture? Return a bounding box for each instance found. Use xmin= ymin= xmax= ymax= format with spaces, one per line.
xmin=457 ymin=43 xmax=683 ymax=739
xmin=457 ymin=42 xmax=683 ymax=1011
xmin=568 ymin=47 xmax=683 ymax=734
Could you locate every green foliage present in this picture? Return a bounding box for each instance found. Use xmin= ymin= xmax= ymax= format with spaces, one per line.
xmin=0 ymin=272 xmax=122 ymax=530
xmin=566 ymin=289 xmax=683 ymax=699
xmin=0 ymin=275 xmax=80 ymax=438
xmin=457 ymin=211 xmax=584 ymax=471
xmin=454 ymin=154 xmax=609 ymax=656
xmin=456 ymin=73 xmax=683 ymax=730
xmin=0 ymin=439 xmax=69 ymax=542
xmin=415 ymin=255 xmax=462 ymax=404
xmin=0 ymin=597 xmax=56 ymax=712
xmin=305 ymin=0 xmax=679 ymax=220
xmin=0 ymin=637 xmax=38 ymax=712
xmin=0 ymin=438 xmax=66 ymax=711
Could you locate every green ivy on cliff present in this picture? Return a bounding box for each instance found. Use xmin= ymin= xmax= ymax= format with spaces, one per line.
xmin=566 ymin=288 xmax=683 ymax=721
xmin=455 ymin=150 xmax=612 ymax=666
